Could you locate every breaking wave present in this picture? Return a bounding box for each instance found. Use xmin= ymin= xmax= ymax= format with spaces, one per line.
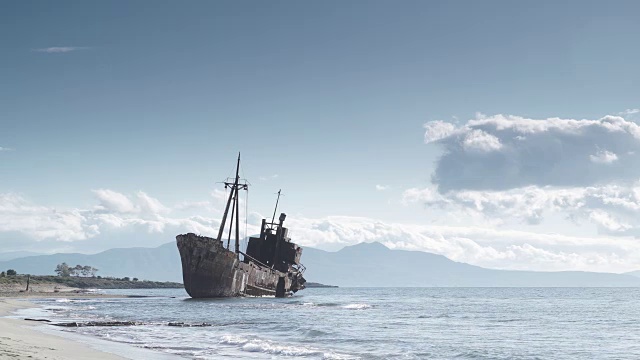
xmin=28 ymin=287 xmax=640 ymax=360
xmin=342 ymin=304 xmax=371 ymax=310
xmin=218 ymin=335 xmax=358 ymax=358
xmin=55 ymin=298 xmax=97 ymax=303
xmin=220 ymin=335 xmax=318 ymax=356
xmin=302 ymin=302 xmax=340 ymax=307
xmin=297 ymin=302 xmax=372 ymax=310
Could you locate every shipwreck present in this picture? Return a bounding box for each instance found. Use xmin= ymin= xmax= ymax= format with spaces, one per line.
xmin=176 ymin=154 xmax=306 ymax=298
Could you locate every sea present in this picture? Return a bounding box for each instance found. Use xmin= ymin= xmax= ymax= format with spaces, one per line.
xmin=19 ymin=287 xmax=640 ymax=359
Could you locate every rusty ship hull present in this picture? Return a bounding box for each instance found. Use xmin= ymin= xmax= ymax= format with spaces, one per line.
xmin=177 ymin=233 xmax=295 ymax=298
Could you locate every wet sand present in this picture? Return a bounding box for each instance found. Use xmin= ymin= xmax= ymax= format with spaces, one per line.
xmin=0 ymin=298 xmax=127 ymax=359
xmin=0 ymin=282 xmax=127 ymax=297
xmin=0 ymin=295 xmax=178 ymax=359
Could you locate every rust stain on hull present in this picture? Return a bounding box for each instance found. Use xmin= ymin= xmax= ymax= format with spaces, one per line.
xmin=177 ymin=233 xmax=304 ymax=298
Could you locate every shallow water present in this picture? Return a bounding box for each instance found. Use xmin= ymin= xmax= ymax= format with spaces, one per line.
xmin=28 ymin=288 xmax=640 ymax=359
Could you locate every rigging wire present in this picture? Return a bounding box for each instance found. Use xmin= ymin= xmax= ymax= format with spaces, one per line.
xmin=243 ymin=160 xmax=251 ymax=252
xmin=244 ymin=187 xmax=249 ymax=254
xmin=222 ymin=180 xmax=229 ymax=247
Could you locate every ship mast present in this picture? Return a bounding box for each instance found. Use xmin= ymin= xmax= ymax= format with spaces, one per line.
xmin=270 ymin=189 xmax=282 ymax=229
xmin=216 ymin=153 xmax=248 ymax=259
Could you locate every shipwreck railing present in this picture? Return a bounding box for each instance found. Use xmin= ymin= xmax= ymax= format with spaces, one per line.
xmin=238 ymin=250 xmax=272 ymax=270
xmin=239 ymin=250 xmax=306 ymax=275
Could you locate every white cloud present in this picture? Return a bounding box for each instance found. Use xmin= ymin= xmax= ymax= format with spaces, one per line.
xmin=33 ymin=47 xmax=86 ymax=53
xmin=466 ymin=113 xmax=640 ymax=137
xmin=423 ymin=120 xmax=458 ymax=143
xmin=259 ymin=174 xmax=279 ymax=181
xmin=174 ymin=201 xmax=212 ymax=211
xmin=136 ymin=191 xmax=170 ymax=215
xmin=424 ymin=113 xmax=640 ymax=192
xmin=590 ymin=150 xmax=618 ymax=164
xmin=211 ymin=189 xmax=229 ymax=203
xmin=403 ymin=181 xmax=640 ymax=237
xmin=0 ymin=147 xmax=14 ymax=152
xmin=3 ymin=190 xmax=640 ymax=272
xmin=285 ymin=215 xmax=640 ymax=272
xmin=93 ymin=189 xmax=138 ymax=214
xmin=0 ymin=193 xmax=93 ymax=242
xmin=91 ymin=189 xmax=170 ymax=216
xmin=375 ymin=184 xmax=389 ymax=191
xmin=462 ymin=129 xmax=502 ymax=152
xmin=415 ymin=111 xmax=640 ymax=238
xmin=402 ymin=187 xmax=438 ymax=204
xmin=0 ymin=191 xmax=221 ymax=251
xmin=404 ymin=185 xmax=577 ymax=225
xmin=588 ymin=210 xmax=630 ymax=232
xmin=618 ymin=109 xmax=640 ymax=117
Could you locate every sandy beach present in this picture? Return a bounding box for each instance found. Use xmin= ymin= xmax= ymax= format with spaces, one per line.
xmin=0 ymin=294 xmax=178 ymax=360
xmin=0 ymin=281 xmax=119 ymax=297
xmin=0 ymin=297 xmax=127 ymax=359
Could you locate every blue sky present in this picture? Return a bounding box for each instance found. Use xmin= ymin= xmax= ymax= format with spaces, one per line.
xmin=2 ymin=1 xmax=640 ymax=272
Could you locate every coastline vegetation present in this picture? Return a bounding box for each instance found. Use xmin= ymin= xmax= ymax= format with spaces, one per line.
xmin=1 ymin=265 xmax=333 ymax=290
xmin=1 ymin=263 xmax=183 ymax=289
xmin=0 ymin=274 xmax=183 ymax=289
xmin=305 ymin=282 xmax=338 ymax=288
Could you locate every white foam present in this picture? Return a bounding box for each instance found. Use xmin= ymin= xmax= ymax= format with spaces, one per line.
xmin=242 ymin=340 xmax=317 ymax=356
xmin=219 ymin=335 xmax=249 ymax=345
xmin=323 ymin=352 xmax=360 ymax=360
xmin=56 ymin=298 xmax=72 ymax=303
xmin=342 ymin=303 xmax=371 ymax=310
xmin=220 ymin=335 xmax=319 ymax=357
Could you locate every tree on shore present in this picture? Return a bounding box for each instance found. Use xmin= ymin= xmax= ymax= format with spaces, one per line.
xmin=55 ymin=263 xmax=71 ymax=277
xmin=0 ymin=271 xmax=5 ymax=277
xmin=73 ymin=265 xmax=83 ymax=277
xmin=6 ymin=269 xmax=17 ymax=276
xmin=82 ymin=265 xmax=98 ymax=277
xmin=54 ymin=263 xmax=98 ymax=277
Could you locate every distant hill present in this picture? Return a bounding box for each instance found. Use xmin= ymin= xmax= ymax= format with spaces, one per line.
xmin=302 ymin=243 xmax=640 ymax=287
xmin=303 ymin=242 xmax=640 ymax=287
xmin=2 ymin=241 xmax=640 ymax=287
xmin=0 ymin=251 xmax=42 ymax=262
xmin=0 ymin=243 xmax=182 ymax=282
xmin=625 ymin=270 xmax=640 ymax=278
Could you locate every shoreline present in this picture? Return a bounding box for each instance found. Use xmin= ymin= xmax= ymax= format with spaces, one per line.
xmin=0 ymin=291 xmax=131 ymax=298
xmin=0 ymin=296 xmax=180 ymax=360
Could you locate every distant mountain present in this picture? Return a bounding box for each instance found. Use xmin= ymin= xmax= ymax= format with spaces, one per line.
xmin=302 ymin=242 xmax=640 ymax=287
xmin=0 ymin=251 xmax=42 ymax=262
xmin=625 ymin=270 xmax=640 ymax=278
xmin=2 ymin=241 xmax=640 ymax=287
xmin=0 ymin=243 xmax=182 ymax=282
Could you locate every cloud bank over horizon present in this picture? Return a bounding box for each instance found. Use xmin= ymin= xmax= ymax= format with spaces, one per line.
xmin=4 ymin=111 xmax=640 ymax=273
xmin=2 ymin=189 xmax=640 ymax=273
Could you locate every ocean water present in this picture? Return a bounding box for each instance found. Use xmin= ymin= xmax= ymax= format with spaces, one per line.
xmin=26 ymin=288 xmax=640 ymax=359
